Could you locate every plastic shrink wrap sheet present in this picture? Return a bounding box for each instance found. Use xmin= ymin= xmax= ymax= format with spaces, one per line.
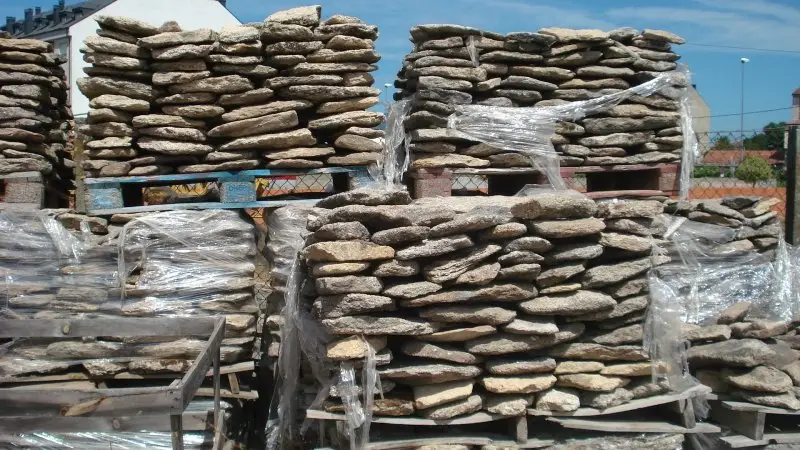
xmin=0 ymin=209 xmax=258 ymax=378
xmin=446 ymin=70 xmax=687 ymax=189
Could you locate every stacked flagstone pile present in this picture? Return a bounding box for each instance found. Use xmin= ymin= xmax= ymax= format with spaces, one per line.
xmin=0 ymin=37 xmax=73 ymax=185
xmin=77 ymin=7 xmax=384 ymax=177
xmin=686 ymin=303 xmax=800 ymax=410
xmin=394 ymin=25 xmax=686 ymax=170
xmin=77 ymin=15 xmax=158 ymax=177
xmin=0 ymin=209 xmax=259 ymax=378
xmin=296 ymin=189 xmax=671 ymax=419
xmin=264 ymin=6 xmax=384 ymax=168
xmin=664 ymin=196 xmax=783 ymax=257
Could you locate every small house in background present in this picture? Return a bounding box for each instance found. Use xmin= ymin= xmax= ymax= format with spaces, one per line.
xmin=703 ymin=149 xmax=784 ymax=176
xmin=689 ymin=84 xmax=711 ymax=150
xmin=2 ymin=0 xmax=240 ymax=117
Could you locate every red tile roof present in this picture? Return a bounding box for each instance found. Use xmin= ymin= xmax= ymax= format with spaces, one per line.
xmin=703 ymin=150 xmax=783 ymax=166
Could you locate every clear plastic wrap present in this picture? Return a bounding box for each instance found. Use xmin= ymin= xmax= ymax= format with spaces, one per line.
xmin=677 ymin=66 xmax=699 ymax=200
xmin=375 ymin=100 xmax=412 ymax=190
xmin=653 ymin=216 xmax=793 ymax=324
xmin=0 ymin=209 xmax=259 ymax=378
xmin=266 ymin=244 xmax=332 ymax=450
xmin=266 ymin=206 xmax=315 ymax=293
xmin=465 ymin=36 xmax=479 ymax=67
xmin=446 ymin=72 xmax=683 ymax=188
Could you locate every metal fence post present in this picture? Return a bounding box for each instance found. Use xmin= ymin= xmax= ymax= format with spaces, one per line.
xmin=787 ymin=125 xmax=799 ymax=244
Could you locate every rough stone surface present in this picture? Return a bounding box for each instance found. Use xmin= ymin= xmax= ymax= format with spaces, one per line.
xmin=482 ymin=375 xmax=557 ymax=394
xmin=687 ymin=339 xmax=777 ymax=368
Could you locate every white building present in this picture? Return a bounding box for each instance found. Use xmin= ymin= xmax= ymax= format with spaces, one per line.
xmin=2 ymin=0 xmax=240 ymax=116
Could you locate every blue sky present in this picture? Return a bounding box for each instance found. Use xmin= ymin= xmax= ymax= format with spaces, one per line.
xmin=2 ymin=0 xmax=799 ymax=133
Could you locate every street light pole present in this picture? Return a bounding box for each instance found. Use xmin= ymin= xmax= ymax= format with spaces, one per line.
xmin=741 ymin=57 xmax=750 ymax=162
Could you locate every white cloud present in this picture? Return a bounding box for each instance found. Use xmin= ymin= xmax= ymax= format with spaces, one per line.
xmin=454 ymin=0 xmax=616 ymax=31
xmin=607 ymin=1 xmax=800 ymax=53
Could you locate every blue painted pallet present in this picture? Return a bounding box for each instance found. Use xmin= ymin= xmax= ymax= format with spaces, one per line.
xmin=83 ymin=166 xmax=372 ymax=215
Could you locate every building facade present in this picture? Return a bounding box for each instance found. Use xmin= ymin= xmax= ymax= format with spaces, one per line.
xmin=2 ymin=0 xmax=240 ymax=116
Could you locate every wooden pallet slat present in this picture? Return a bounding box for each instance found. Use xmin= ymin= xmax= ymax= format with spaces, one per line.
xmin=709 ymin=398 xmax=800 ymax=447
xmin=82 ymin=166 xmax=372 ymax=214
xmin=0 ymin=317 xmax=226 ymax=450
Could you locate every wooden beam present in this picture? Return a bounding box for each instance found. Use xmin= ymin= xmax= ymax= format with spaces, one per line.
xmin=711 ymin=404 xmax=765 ymax=440
xmin=0 ymin=409 xmax=215 ymax=433
xmin=179 ymin=317 xmax=226 ymax=410
xmin=305 ymin=409 xmax=502 ymax=425
xmin=0 ymin=317 xmax=217 ymax=338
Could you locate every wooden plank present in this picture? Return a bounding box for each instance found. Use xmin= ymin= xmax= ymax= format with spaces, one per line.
xmin=452 ymin=168 xmax=541 ymax=175
xmin=719 ymin=435 xmax=770 ymax=448
xmin=179 ymin=317 xmax=225 ymax=410
xmin=306 ymin=410 xmax=502 ymax=425
xmin=227 ymin=373 xmax=240 ymax=395
xmin=722 ymin=400 xmax=800 ymax=415
xmin=566 ymin=163 xmax=671 ymax=174
xmin=712 ymin=402 xmax=765 ymax=440
xmin=546 ymin=417 xmax=721 ymax=434
xmin=84 ymin=167 xmax=368 ymax=185
xmin=765 ymin=432 xmax=800 ymax=444
xmin=585 ymin=190 xmax=666 ymax=199
xmin=196 ymin=387 xmax=258 ymax=400
xmin=342 ymin=435 xmax=554 ymax=450
xmin=0 ymin=317 xmax=217 ymax=338
xmin=0 ymin=409 xmax=215 ymax=433
xmin=0 ymin=361 xmax=255 ymax=384
xmin=0 ymin=171 xmax=43 ymax=180
xmin=171 ymin=414 xmax=184 ymax=450
xmin=88 ymin=198 xmax=320 ymax=215
xmin=528 ymin=385 xmax=709 ymax=417
xmin=513 ymin=415 xmax=528 ymax=443
xmin=0 ymin=388 xmax=181 ymax=417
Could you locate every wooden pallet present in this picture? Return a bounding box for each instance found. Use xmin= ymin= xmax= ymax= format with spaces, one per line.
xmin=708 ymin=395 xmax=800 ymax=448
xmin=533 ymin=385 xmax=719 ymax=434
xmin=0 ymin=171 xmax=45 ymax=210
xmin=408 ymin=163 xmax=679 ymax=198
xmin=0 ymin=361 xmax=259 ymax=401
xmin=82 ymin=166 xmax=372 ymax=215
xmin=306 ymin=410 xmax=546 ymax=449
xmin=0 ymin=317 xmax=226 ymax=450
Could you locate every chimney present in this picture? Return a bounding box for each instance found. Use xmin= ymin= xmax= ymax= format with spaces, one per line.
xmin=5 ymin=16 xmax=14 ymax=33
xmin=793 ymin=89 xmax=800 ymax=123
xmin=23 ymin=8 xmax=33 ymax=34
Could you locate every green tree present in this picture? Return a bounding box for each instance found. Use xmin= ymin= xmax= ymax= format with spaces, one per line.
xmin=743 ymin=122 xmax=786 ymax=149
xmin=693 ymin=166 xmax=720 ymax=178
xmin=713 ymin=135 xmax=733 ymax=150
xmin=735 ymin=155 xmax=774 ymax=186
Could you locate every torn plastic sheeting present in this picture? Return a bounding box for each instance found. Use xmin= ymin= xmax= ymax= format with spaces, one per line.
xmin=374 ymin=99 xmax=412 ymax=190
xmin=118 ymin=209 xmax=256 ymax=301
xmin=653 ymin=216 xmax=795 ymax=323
xmin=678 ymin=67 xmax=699 ymax=201
xmin=446 ymin=71 xmax=683 ymax=189
xmin=266 ymin=206 xmax=316 ymax=290
xmin=465 ymin=36 xmax=479 ymax=67
xmin=266 ymin=237 xmax=333 ymax=450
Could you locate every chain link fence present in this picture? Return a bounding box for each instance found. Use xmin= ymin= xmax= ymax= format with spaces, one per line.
xmin=688 ymin=129 xmax=789 ymax=220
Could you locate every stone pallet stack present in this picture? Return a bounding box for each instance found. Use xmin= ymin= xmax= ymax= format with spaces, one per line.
xmin=687 ymin=303 xmax=800 ymax=411
xmin=76 ymin=7 xmax=385 ymax=178
xmin=264 ymin=205 xmax=315 ymax=363
xmin=664 ymin=196 xmax=783 ymax=257
xmin=263 ymin=6 xmax=384 ymax=168
xmin=0 ymin=209 xmax=260 ymax=378
xmin=0 ymin=37 xmax=73 ymax=187
xmin=295 ymin=189 xmax=672 ymax=419
xmin=394 ymin=25 xmax=686 ymax=170
xmin=77 ymin=15 xmax=158 ymax=177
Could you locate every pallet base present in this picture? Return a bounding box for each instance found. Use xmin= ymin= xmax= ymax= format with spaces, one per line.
xmin=82 ymin=167 xmax=371 ymax=215
xmin=709 ymin=397 xmax=800 ymax=448
xmin=0 ymin=171 xmax=44 ymax=209
xmin=408 ymin=163 xmax=679 ymax=198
